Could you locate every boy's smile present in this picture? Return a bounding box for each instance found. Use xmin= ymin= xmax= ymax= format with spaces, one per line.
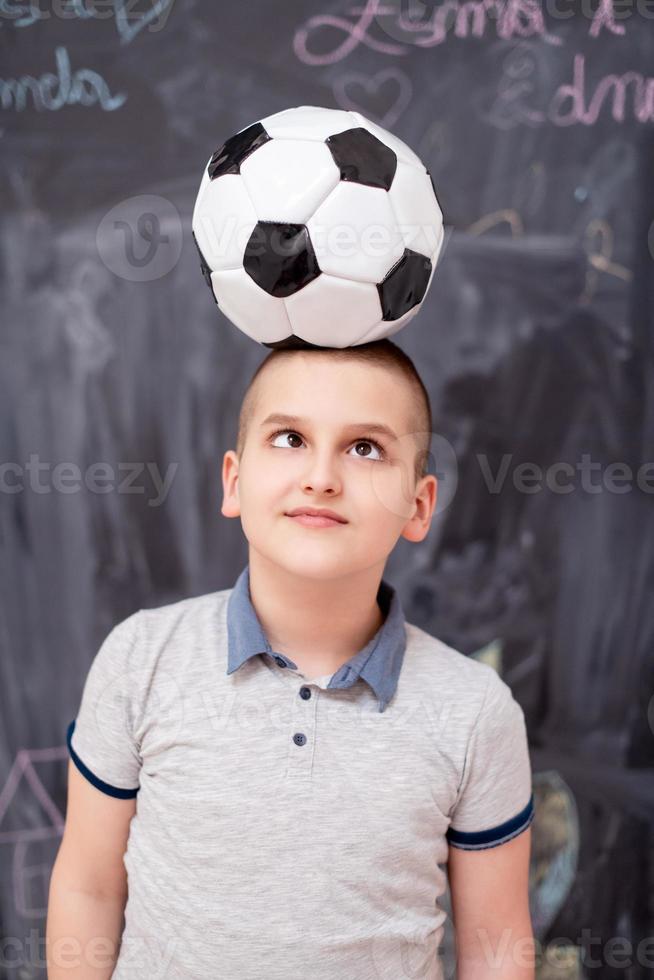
xmin=285 ymin=508 xmax=349 ymax=527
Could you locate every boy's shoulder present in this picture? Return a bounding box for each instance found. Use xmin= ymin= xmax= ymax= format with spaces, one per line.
xmin=135 ymin=586 xmax=233 ymax=645
xmin=403 ymin=619 xmax=512 ymax=703
xmin=140 ymin=586 xmax=232 ymax=619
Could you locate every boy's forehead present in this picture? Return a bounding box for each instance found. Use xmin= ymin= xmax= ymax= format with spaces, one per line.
xmin=257 ymin=355 xmax=403 ymax=399
xmin=252 ymin=358 xmax=412 ymax=433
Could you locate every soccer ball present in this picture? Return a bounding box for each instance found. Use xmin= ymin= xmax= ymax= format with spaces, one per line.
xmin=192 ymin=105 xmax=444 ymax=349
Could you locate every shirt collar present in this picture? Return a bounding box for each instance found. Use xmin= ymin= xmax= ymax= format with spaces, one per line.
xmin=226 ymin=564 xmax=406 ymax=712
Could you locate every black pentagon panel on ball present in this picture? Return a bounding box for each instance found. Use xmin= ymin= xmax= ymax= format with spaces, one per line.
xmin=208 ymin=122 xmax=271 ymax=180
xmin=378 ymin=248 xmax=432 ymax=321
xmin=264 ymin=335 xmax=326 ymax=351
xmin=192 ymin=230 xmax=218 ymax=306
xmin=325 ymin=128 xmax=397 ymax=191
xmin=244 ymin=222 xmax=321 ymax=298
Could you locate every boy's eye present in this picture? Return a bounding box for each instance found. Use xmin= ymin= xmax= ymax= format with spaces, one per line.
xmin=270 ymin=430 xmax=303 ymax=449
xmin=349 ymin=440 xmax=385 ymax=461
xmin=268 ymin=429 xmax=385 ymax=461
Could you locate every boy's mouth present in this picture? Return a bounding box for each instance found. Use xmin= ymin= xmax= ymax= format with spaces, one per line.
xmin=285 ymin=507 xmax=348 ymax=526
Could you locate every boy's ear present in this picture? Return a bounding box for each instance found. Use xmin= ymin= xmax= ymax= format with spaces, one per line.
xmin=400 ymin=474 xmax=437 ymax=543
xmin=221 ymin=450 xmax=241 ymax=519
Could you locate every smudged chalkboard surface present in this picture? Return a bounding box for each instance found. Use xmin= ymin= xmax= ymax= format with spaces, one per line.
xmin=1 ymin=3 xmax=652 ymax=977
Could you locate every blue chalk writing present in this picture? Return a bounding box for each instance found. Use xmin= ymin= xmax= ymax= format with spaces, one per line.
xmin=0 ymin=45 xmax=127 ymax=111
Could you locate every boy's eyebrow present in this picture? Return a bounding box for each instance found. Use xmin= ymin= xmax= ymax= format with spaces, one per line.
xmin=259 ymin=413 xmax=399 ymax=441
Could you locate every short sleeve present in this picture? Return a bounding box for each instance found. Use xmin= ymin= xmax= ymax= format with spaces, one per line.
xmin=446 ymin=669 xmax=534 ymax=850
xmin=66 ymin=610 xmax=144 ymax=799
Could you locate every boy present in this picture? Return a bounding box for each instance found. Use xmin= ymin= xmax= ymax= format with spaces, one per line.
xmin=47 ymin=339 xmax=535 ymax=980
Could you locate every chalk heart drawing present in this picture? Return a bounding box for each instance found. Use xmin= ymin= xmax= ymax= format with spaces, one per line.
xmin=114 ymin=0 xmax=175 ymax=45
xmin=333 ymin=68 xmax=413 ymax=128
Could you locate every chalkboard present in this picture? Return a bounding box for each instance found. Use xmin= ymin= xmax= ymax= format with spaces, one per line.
xmin=1 ymin=2 xmax=653 ymax=976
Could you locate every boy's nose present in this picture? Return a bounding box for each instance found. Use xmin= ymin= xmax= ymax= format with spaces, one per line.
xmin=299 ymin=455 xmax=342 ymax=495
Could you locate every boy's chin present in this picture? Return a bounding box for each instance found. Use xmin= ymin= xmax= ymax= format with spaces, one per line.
xmin=258 ymin=545 xmax=358 ymax=581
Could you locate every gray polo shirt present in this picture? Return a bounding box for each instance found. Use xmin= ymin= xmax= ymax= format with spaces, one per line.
xmin=67 ymin=564 xmax=534 ymax=980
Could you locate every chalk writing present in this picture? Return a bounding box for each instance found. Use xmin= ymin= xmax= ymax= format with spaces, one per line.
xmin=293 ymin=0 xmax=563 ymax=65
xmin=0 ymin=0 xmax=43 ymax=28
xmin=589 ymin=0 xmax=626 ymax=38
xmin=293 ymin=0 xmax=407 ymax=67
xmin=0 ymin=746 xmax=67 ymax=916
xmin=393 ymin=0 xmax=563 ymax=49
xmin=550 ymin=54 xmax=654 ymax=125
xmin=0 ymin=0 xmax=176 ymax=44
xmin=0 ymin=45 xmax=126 ymax=112
xmin=0 ymin=747 xmax=67 ymax=845
xmin=581 ymin=219 xmax=632 ymax=303
xmin=467 ymin=209 xmax=525 ymax=237
xmin=485 ymin=44 xmax=547 ymax=130
xmin=332 ymin=67 xmax=413 ymax=126
xmin=113 ymin=0 xmax=176 ymax=45
xmin=487 ymin=48 xmax=654 ymax=129
xmin=415 ymin=119 xmax=452 ymax=172
xmin=295 ymin=3 xmax=652 ymax=127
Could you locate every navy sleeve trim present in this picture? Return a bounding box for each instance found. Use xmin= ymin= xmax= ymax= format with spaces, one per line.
xmin=66 ymin=720 xmax=139 ymax=800
xmin=446 ymin=792 xmax=535 ymax=850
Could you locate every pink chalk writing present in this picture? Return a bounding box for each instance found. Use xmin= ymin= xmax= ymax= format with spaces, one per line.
xmin=487 ymin=46 xmax=547 ymax=130
xmin=293 ymin=0 xmax=563 ymax=66
xmin=332 ymin=67 xmax=413 ymax=127
xmin=0 ymin=746 xmax=67 ymax=917
xmin=550 ymin=54 xmax=654 ymax=125
xmin=295 ymin=2 xmax=651 ymax=127
xmin=405 ymin=0 xmax=563 ymax=49
xmin=589 ymin=0 xmax=626 ymax=38
xmin=487 ymin=48 xmax=654 ymax=129
xmin=293 ymin=0 xmax=408 ymax=67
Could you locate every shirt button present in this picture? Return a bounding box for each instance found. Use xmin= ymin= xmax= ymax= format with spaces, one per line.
xmin=274 ymin=655 xmax=287 ymax=667
xmin=299 ymin=686 xmax=311 ymax=700
xmin=293 ymin=733 xmax=307 ymax=746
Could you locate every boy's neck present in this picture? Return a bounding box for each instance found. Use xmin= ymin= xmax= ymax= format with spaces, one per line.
xmin=246 ymin=551 xmax=387 ymax=678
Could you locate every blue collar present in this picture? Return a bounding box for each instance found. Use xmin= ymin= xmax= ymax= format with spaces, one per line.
xmin=226 ymin=564 xmax=407 ymax=712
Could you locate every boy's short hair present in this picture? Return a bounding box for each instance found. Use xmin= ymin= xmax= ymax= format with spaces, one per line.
xmin=235 ymin=339 xmax=433 ymax=483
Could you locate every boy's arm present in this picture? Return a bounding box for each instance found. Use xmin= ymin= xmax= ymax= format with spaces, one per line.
xmin=46 ymin=760 xmax=137 ymax=978
xmin=448 ymin=827 xmax=535 ymax=980
xmin=46 ymin=889 xmax=126 ymax=980
xmin=444 ymin=666 xmax=536 ymax=978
